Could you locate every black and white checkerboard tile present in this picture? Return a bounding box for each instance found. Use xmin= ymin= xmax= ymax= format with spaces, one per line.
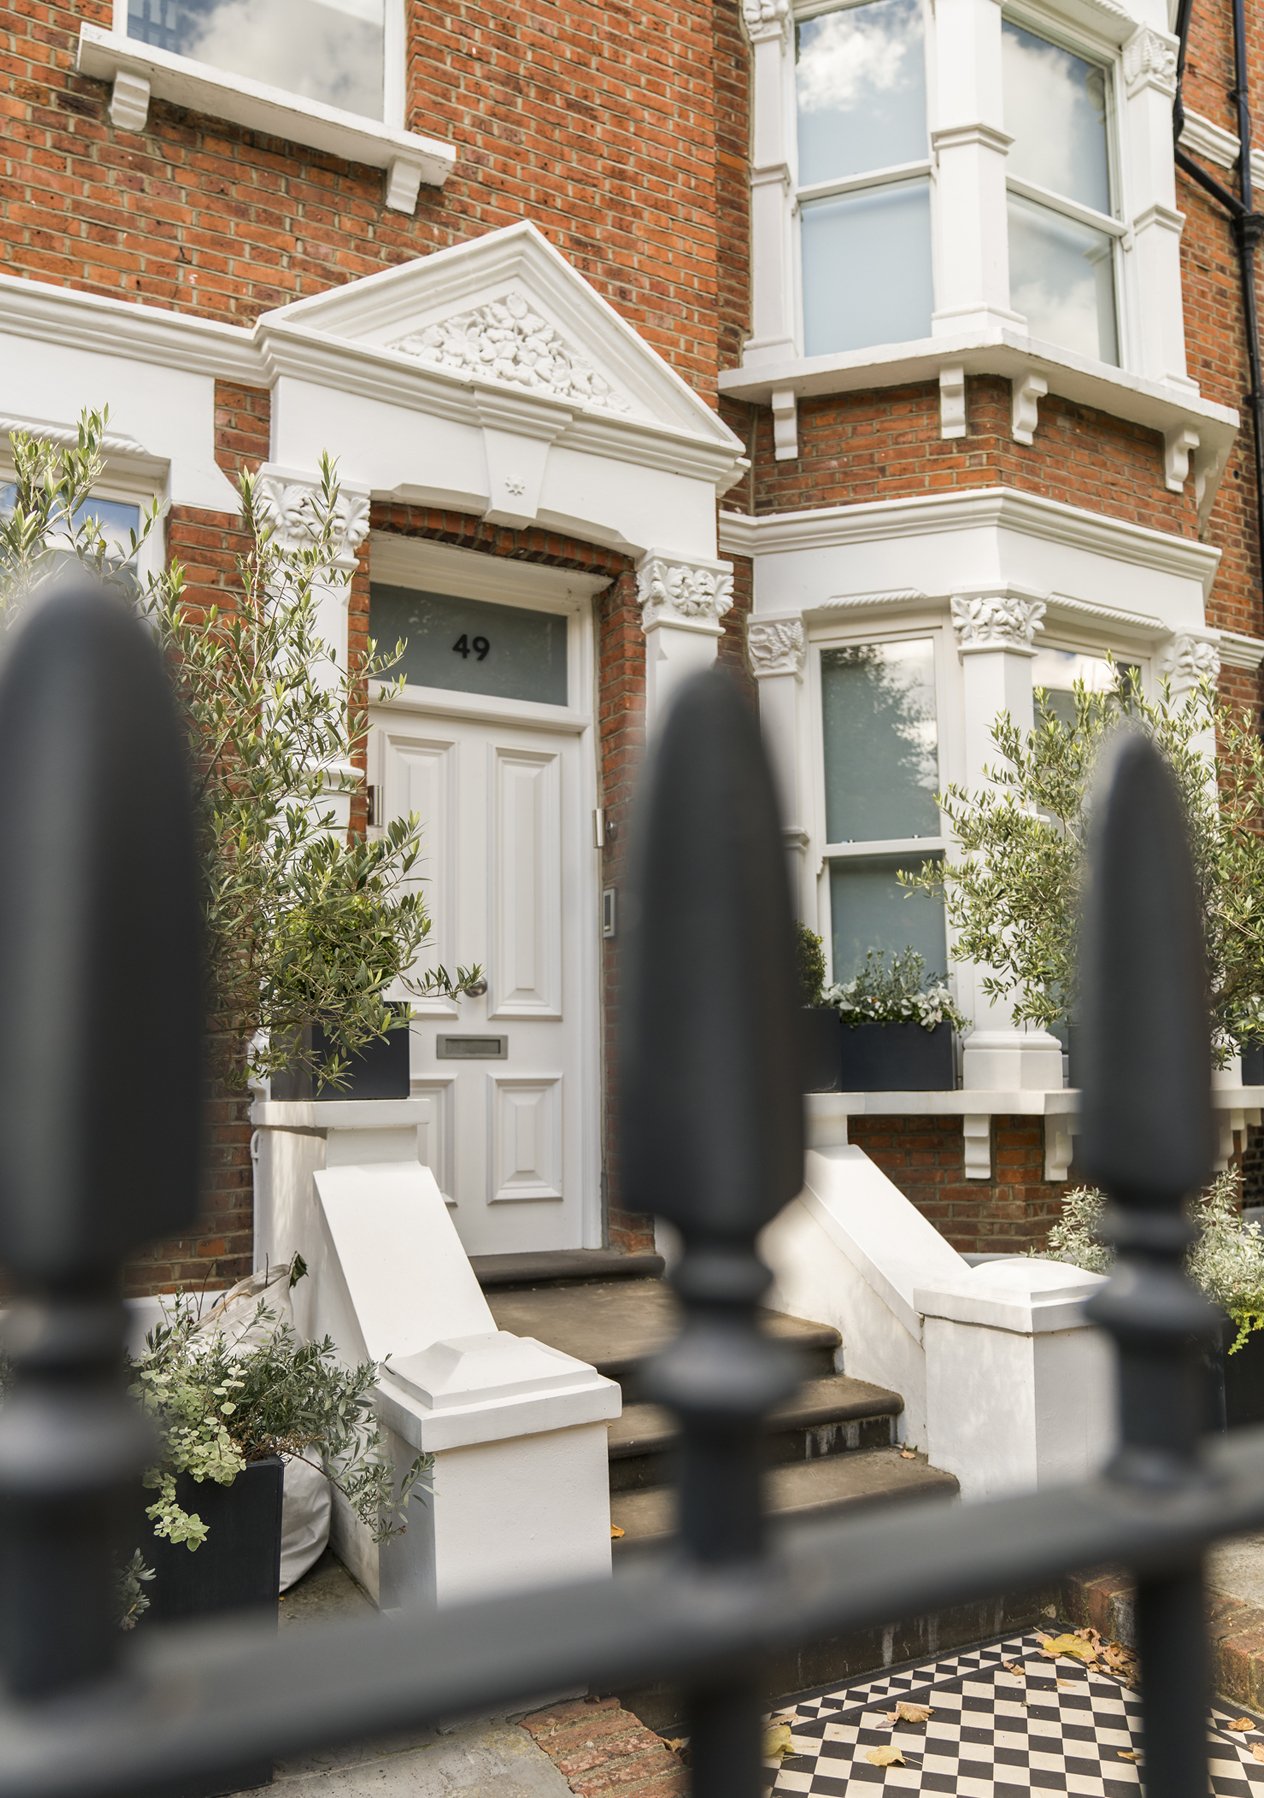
xmin=766 ymin=1631 xmax=1264 ymax=1796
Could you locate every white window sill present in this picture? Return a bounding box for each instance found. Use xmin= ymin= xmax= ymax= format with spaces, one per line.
xmin=77 ymin=25 xmax=455 ymax=214
xmin=806 ymin=1085 xmax=1263 ymax=1184
xmin=718 ymin=326 xmax=1238 ymax=520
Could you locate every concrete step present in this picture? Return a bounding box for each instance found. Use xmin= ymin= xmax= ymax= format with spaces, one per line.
xmin=471 ymin=1249 xmax=665 ymax=1289
xmin=608 ymin=1374 xmax=903 ymax=1491
xmin=610 ymin=1448 xmax=958 ymax=1550
xmin=486 ymin=1276 xmax=841 ymax=1392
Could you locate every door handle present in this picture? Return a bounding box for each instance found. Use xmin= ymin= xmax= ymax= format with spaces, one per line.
xmin=462 ymin=974 xmax=489 ymax=998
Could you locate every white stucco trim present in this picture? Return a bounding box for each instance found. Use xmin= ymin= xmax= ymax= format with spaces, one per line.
xmin=77 ymin=25 xmax=454 ymax=212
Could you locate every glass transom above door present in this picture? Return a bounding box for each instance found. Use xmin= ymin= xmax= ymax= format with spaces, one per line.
xmin=369 ymin=585 xmax=569 ymax=705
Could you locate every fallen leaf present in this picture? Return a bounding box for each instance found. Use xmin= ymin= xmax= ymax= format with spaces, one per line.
xmin=866 ymin=1746 xmax=906 ymax=1767
xmin=1038 ymin=1633 xmax=1098 ymax=1665
xmin=1003 ymin=1662 xmax=1025 ymax=1677
xmin=1042 ymin=1604 xmax=1058 ymax=1618
xmin=763 ymin=1723 xmax=793 ymax=1760
xmin=885 ymin=1702 xmax=932 ymax=1726
xmin=1118 ymin=1748 xmax=1141 ymax=1762
xmin=1251 ymin=1743 xmax=1264 ymax=1764
xmin=1056 ymin=1678 xmax=1071 ymax=1688
xmin=1227 ymin=1718 xmax=1257 ymax=1733
xmin=899 ymin=1448 xmax=916 ymax=1460
xmin=610 ymin=1524 xmax=625 ymax=1539
xmin=663 ymin=1737 xmax=687 ymax=1754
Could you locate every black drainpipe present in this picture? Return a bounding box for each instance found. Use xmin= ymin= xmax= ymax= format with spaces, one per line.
xmin=1174 ymin=0 xmax=1264 ymax=588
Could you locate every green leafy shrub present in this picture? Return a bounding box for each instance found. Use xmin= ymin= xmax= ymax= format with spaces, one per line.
xmin=132 ymin=1284 xmax=430 ymax=1551
xmin=0 ymin=409 xmax=475 ymax=1088
xmin=903 ymin=671 xmax=1264 ymax=1058
xmin=795 ymin=923 xmax=827 ymax=1008
xmin=1043 ymin=1169 xmax=1264 ymax=1350
xmin=823 ymin=949 xmax=965 ymax=1032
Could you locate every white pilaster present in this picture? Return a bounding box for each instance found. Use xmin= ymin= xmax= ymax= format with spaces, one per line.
xmin=748 ymin=617 xmax=811 ymax=918
xmin=743 ymin=0 xmax=798 ymax=363
xmin=637 ymin=551 xmax=735 ymax=726
xmin=951 ymin=590 xmax=1065 ymax=1091
xmin=1159 ymin=628 xmax=1220 ymax=769
xmin=1122 ymin=27 xmax=1192 ymax=390
xmin=930 ymin=0 xmax=1020 ymax=336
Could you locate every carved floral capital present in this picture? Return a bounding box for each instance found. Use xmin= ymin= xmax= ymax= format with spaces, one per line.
xmin=637 ymin=555 xmax=735 ymax=629
xmin=747 ymin=618 xmax=806 ymax=677
xmin=256 ymin=470 xmax=371 ymax=569
xmin=741 ymin=0 xmax=791 ymax=34
xmin=1159 ymin=630 xmax=1220 ymax=686
xmin=1123 ymin=26 xmax=1179 ymax=95
xmin=951 ymin=592 xmax=1046 ymax=651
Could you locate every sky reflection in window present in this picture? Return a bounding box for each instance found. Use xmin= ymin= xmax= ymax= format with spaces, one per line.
xmin=796 ymin=0 xmax=927 ymax=186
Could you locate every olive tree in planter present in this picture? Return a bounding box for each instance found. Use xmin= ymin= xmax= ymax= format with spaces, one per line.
xmin=823 ymin=949 xmax=965 ymax=1091
xmin=0 ymin=410 xmax=473 ymax=1094
xmin=1043 ymin=1172 xmax=1264 ymax=1430
xmin=903 ymin=672 xmax=1264 ymax=1069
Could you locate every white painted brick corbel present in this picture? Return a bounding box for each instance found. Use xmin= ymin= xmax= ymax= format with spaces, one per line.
xmin=1164 ymin=425 xmax=1201 ymax=493
xmin=771 ymin=388 xmax=798 ymax=461
xmin=385 ymin=156 xmax=424 ymax=214
xmin=962 ymin=1115 xmax=991 ymax=1180
xmin=1011 ymin=371 xmax=1048 ymax=446
xmin=109 ymin=69 xmax=151 ymax=131
xmin=939 ymin=365 xmax=967 ymax=440
xmin=1044 ymin=1116 xmax=1076 ymax=1183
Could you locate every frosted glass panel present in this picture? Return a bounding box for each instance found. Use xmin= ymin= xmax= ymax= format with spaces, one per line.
xmin=796 ymin=0 xmax=927 ymax=186
xmin=802 ymin=181 xmax=933 ymax=354
xmin=821 ymin=640 xmax=939 ymax=842
xmin=126 ymin=0 xmax=386 ymax=119
xmin=1009 ymin=194 xmax=1118 ymax=364
xmin=1003 ymin=22 xmax=1111 ymax=215
xmin=829 ymin=855 xmax=946 ymax=979
xmin=370 ymin=587 xmax=568 ymax=705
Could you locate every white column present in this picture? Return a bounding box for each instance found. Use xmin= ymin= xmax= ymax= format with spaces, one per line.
xmin=256 ymin=465 xmax=372 ymax=831
xmin=951 ymin=591 xmax=1065 ymax=1091
xmin=1122 ymin=27 xmax=1193 ymax=390
xmin=931 ymin=0 xmax=1020 ymax=337
xmin=637 ymin=551 xmax=735 ymax=727
xmin=748 ymin=617 xmax=811 ymax=919
xmin=742 ymin=0 xmax=798 ymax=363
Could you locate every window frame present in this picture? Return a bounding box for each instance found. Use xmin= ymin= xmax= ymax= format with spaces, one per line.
xmin=808 ymin=617 xmax=956 ymax=986
xmin=113 ymin=0 xmax=406 ymax=130
xmin=1000 ymin=8 xmax=1128 ymax=366
xmin=791 ymin=0 xmax=936 ymax=358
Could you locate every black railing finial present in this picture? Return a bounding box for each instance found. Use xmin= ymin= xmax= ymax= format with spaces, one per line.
xmin=0 ymin=579 xmax=203 ymax=1700
xmin=621 ymin=669 xmax=806 ymax=1798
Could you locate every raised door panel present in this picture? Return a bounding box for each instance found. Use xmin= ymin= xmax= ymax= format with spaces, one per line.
xmin=382 ymin=732 xmax=459 ymax=1016
xmin=489 ymin=746 xmax=562 ymax=1019
xmin=488 ymin=1076 xmax=564 ymax=1204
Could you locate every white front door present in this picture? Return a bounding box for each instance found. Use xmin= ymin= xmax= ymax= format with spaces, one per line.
xmin=369 ymin=560 xmax=602 ymax=1256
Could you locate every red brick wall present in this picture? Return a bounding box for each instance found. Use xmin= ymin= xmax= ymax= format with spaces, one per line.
xmin=848 ymin=1116 xmax=1072 ymax=1256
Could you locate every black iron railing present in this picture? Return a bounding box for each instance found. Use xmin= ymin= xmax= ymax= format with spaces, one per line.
xmin=0 ymin=580 xmax=1260 ymax=1798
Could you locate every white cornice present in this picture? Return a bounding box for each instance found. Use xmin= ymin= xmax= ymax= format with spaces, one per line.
xmin=0 ymin=410 xmax=171 ymax=492
xmin=0 ymin=270 xmax=262 ymax=383
xmin=1218 ymin=629 xmax=1264 ymax=672
xmin=370 ymin=532 xmax=611 ymax=602
xmin=717 ymin=488 xmax=1222 ymax=597
xmin=1178 ymin=109 xmax=1256 ymax=179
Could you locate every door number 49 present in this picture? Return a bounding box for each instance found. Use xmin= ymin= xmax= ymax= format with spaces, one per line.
xmin=453 ymin=634 xmax=490 ymax=661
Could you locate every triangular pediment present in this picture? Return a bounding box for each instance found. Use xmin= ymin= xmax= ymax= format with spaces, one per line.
xmin=258 ymin=221 xmax=740 ymax=454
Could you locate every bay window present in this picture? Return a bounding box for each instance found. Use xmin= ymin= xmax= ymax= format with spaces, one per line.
xmin=795 ymin=0 xmax=933 ymax=354
xmin=819 ymin=638 xmax=948 ymax=979
xmin=1002 ymin=20 xmax=1123 ymax=364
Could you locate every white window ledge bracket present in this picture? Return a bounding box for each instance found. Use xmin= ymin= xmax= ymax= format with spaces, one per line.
xmin=1012 ymin=370 xmax=1048 ymax=445
xmin=77 ymin=24 xmax=455 ymax=213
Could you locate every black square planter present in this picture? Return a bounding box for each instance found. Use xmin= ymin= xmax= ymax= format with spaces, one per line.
xmin=270 ymin=1011 xmax=411 ymax=1102
xmin=137 ymin=1456 xmax=284 ymax=1796
xmin=836 ymin=1020 xmax=956 ymax=1092
xmin=800 ymin=1007 xmax=842 ymax=1093
xmin=1205 ymin=1319 xmax=1264 ymax=1431
xmin=1241 ymin=1042 xmax=1264 ymax=1086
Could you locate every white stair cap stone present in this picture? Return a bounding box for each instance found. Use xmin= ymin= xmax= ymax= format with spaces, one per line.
xmin=917 ymin=1256 xmax=1106 ymax=1334
xmin=315 ymin=1160 xmax=494 ymax=1363
xmin=381 ymin=1330 xmax=621 ymax=1453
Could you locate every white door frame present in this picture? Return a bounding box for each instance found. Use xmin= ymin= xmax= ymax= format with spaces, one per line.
xmin=366 ymin=534 xmax=607 ymax=1251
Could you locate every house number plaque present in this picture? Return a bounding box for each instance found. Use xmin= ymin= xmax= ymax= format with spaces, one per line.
xmin=436 ymin=1035 xmax=508 ymax=1060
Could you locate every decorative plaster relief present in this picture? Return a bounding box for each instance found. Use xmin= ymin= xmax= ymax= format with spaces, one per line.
xmin=257 ymin=470 xmax=371 ymax=567
xmin=741 ymin=0 xmax=791 ymax=34
xmin=1159 ymin=630 xmax=1220 ymax=686
xmin=747 ymin=618 xmax=806 ymax=678
xmin=1123 ymin=26 xmax=1179 ymax=96
xmin=638 ymin=555 xmax=735 ymax=629
xmin=391 ymin=291 xmax=632 ymax=414
xmin=951 ymin=592 xmax=1046 ymax=650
